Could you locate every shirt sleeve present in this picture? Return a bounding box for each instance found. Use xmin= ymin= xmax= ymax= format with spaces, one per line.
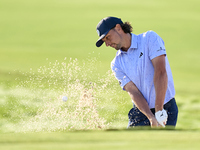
xmin=148 ymin=31 xmax=166 ymax=60
xmin=111 ymin=59 xmax=131 ymax=90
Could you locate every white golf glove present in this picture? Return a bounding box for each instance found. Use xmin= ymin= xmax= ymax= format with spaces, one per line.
xmin=155 ymin=109 xmax=168 ymax=127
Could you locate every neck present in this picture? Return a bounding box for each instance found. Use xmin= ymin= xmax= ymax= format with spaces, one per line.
xmin=121 ymin=33 xmax=132 ymax=51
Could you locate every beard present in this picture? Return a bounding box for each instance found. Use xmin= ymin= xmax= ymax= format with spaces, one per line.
xmin=112 ymin=43 xmax=121 ymax=50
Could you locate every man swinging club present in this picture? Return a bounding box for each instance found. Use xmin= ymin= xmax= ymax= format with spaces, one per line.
xmin=95 ymin=17 xmax=178 ymax=127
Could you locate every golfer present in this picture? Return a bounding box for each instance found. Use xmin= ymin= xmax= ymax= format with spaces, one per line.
xmin=95 ymin=17 xmax=178 ymax=127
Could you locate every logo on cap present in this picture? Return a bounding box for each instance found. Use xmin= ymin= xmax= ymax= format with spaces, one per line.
xmin=96 ymin=29 xmax=100 ymax=37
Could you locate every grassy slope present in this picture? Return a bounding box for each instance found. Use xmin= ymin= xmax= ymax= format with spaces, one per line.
xmin=0 ymin=130 xmax=200 ymax=150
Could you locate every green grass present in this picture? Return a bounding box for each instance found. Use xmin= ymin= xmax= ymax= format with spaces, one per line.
xmin=0 ymin=0 xmax=200 ymax=149
xmin=1 ymin=130 xmax=200 ymax=150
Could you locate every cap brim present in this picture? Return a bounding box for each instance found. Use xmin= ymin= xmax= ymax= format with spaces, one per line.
xmin=96 ymin=30 xmax=109 ymax=47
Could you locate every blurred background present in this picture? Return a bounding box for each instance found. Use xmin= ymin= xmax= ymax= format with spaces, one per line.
xmin=0 ymin=0 xmax=200 ymax=132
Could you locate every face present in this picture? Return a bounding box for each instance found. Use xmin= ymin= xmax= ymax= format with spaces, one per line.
xmin=102 ymin=28 xmax=122 ymax=50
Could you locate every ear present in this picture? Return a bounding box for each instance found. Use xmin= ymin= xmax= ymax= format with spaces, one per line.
xmin=115 ymin=24 xmax=123 ymax=32
xmin=115 ymin=24 xmax=122 ymax=31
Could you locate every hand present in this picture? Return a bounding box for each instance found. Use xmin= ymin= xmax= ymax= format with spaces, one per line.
xmin=155 ymin=109 xmax=168 ymax=127
xmin=149 ymin=117 xmax=159 ymax=128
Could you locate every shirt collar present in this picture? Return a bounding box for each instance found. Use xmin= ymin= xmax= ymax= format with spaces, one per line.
xmin=117 ymin=33 xmax=138 ymax=55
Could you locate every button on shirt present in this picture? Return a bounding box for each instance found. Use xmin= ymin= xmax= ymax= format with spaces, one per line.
xmin=111 ymin=31 xmax=175 ymax=109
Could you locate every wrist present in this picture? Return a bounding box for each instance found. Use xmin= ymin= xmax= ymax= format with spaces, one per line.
xmin=146 ymin=112 xmax=155 ymax=120
xmin=155 ymin=105 xmax=163 ymax=112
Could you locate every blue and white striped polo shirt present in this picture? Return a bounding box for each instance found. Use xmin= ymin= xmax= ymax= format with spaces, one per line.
xmin=111 ymin=31 xmax=175 ymax=109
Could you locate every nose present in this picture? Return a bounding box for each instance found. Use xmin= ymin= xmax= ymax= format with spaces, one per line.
xmin=105 ymin=41 xmax=111 ymax=47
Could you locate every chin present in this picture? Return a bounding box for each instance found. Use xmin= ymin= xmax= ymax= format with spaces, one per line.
xmin=115 ymin=47 xmax=121 ymax=50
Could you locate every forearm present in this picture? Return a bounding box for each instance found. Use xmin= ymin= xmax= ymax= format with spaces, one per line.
xmin=128 ymin=91 xmax=154 ymax=120
xmin=125 ymin=81 xmax=158 ymax=127
xmin=125 ymin=82 xmax=154 ymax=120
xmin=154 ymin=70 xmax=168 ymax=112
